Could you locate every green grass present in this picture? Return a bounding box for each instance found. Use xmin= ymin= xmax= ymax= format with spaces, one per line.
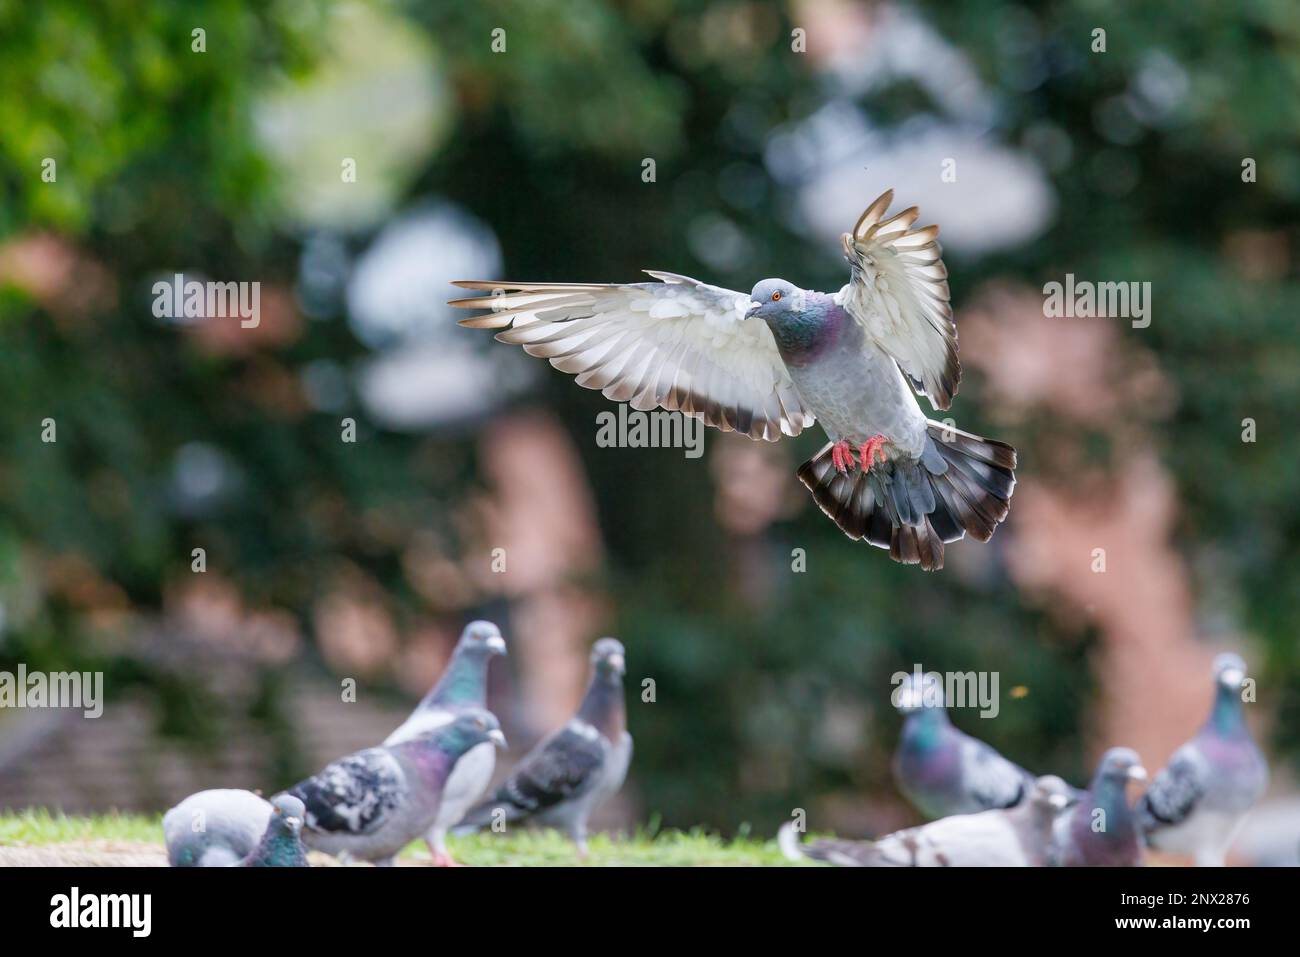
xmin=0 ymin=808 xmax=162 ymax=845
xmin=0 ymin=811 xmax=798 ymax=866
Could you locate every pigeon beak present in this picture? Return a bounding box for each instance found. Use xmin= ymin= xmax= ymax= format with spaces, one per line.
xmin=1048 ymin=794 xmax=1070 ymax=811
xmin=745 ymin=301 xmax=762 ymax=318
xmin=1220 ymin=667 xmax=1244 ymax=688
xmin=486 ymin=634 xmax=507 ymax=656
xmin=1127 ymin=765 xmax=1148 ymax=783
xmin=286 ymin=816 xmax=302 ymax=829
xmin=607 ymin=653 xmax=625 ymax=675
xmin=488 ymin=729 xmax=507 ymax=750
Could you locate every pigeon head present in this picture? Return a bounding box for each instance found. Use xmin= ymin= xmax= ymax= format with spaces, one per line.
xmin=461 ymin=619 xmax=508 ymax=658
xmin=444 ymin=708 xmax=508 ymax=754
xmin=269 ymin=794 xmax=305 ymax=835
xmin=1029 ymin=775 xmax=1074 ymax=812
xmin=591 ymin=637 xmax=626 ymax=681
xmin=1092 ymin=747 xmax=1147 ymax=789
xmin=1213 ymin=652 xmax=1247 ymax=691
xmin=423 ymin=619 xmax=506 ymax=709
xmin=244 ymin=793 xmax=309 ymax=867
xmin=893 ymin=671 xmax=945 ymax=715
xmin=745 ymin=279 xmax=804 ymax=325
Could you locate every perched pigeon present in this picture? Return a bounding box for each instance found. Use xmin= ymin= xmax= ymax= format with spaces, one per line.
xmin=384 ymin=620 xmax=507 ymax=866
xmin=1050 ymin=747 xmax=1147 ymax=867
xmin=892 ymin=671 xmax=1036 ymax=819
xmin=450 ymin=190 xmax=1015 ymax=571
xmin=459 ymin=638 xmax=631 ymax=855
xmin=282 ymin=709 xmax=506 ymax=866
xmin=780 ymin=775 xmax=1075 ymax=867
xmin=163 ymin=788 xmax=272 ymax=867
xmin=239 ymin=794 xmax=310 ymax=867
xmin=1138 ymin=653 xmax=1268 ymax=866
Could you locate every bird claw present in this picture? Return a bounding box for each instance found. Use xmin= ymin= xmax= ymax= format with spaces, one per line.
xmin=432 ymin=851 xmax=462 ymax=867
xmin=858 ymin=435 xmax=888 ymax=471
xmin=830 ymin=440 xmax=857 ymax=473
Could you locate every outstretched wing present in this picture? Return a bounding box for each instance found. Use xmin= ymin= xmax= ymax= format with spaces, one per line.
xmin=838 ymin=191 xmax=959 ymax=410
xmin=449 ymin=272 xmax=814 ymax=441
xmin=286 ymin=748 xmax=406 ymax=836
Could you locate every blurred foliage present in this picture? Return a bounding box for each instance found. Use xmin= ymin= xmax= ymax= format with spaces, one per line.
xmin=0 ymin=0 xmax=1297 ymax=830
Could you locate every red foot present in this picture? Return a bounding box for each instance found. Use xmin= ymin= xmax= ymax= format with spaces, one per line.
xmin=432 ymin=851 xmax=463 ymax=867
xmin=858 ymin=435 xmax=888 ymax=471
xmin=830 ymin=440 xmax=857 ymax=473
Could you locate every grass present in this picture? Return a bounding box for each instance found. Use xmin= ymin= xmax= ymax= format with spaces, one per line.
xmin=0 ymin=808 xmax=162 ymax=845
xmin=0 ymin=810 xmax=798 ymax=866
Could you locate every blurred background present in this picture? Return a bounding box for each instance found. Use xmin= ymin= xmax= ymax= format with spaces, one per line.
xmin=0 ymin=1 xmax=1297 ymax=862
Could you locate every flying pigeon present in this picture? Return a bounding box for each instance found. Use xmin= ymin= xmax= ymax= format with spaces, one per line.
xmin=1050 ymin=747 xmax=1147 ymax=867
xmin=892 ymin=671 xmax=1037 ymax=819
xmin=163 ymin=788 xmax=273 ymax=867
xmin=780 ymin=775 xmax=1075 ymax=867
xmin=281 ymin=708 xmax=506 ymax=866
xmin=239 ymin=794 xmax=310 ymax=867
xmin=458 ymin=638 xmax=631 ymax=855
xmin=450 ymin=191 xmax=1016 ymax=571
xmin=1138 ymin=653 xmax=1268 ymax=866
xmin=384 ymin=620 xmax=508 ymax=866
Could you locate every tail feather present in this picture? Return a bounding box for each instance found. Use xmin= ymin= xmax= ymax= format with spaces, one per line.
xmin=796 ymin=420 xmax=1016 ymax=570
xmin=777 ymin=823 xmax=884 ymax=867
xmin=456 ymin=794 xmax=527 ymax=833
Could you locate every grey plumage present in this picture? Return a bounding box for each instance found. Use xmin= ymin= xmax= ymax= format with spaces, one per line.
xmin=384 ymin=620 xmax=507 ymax=865
xmin=450 ymin=190 xmax=1015 ymax=571
xmin=163 ymin=789 xmax=308 ymax=867
xmin=1050 ymin=747 xmax=1148 ymax=867
xmin=163 ymin=788 xmax=272 ymax=867
xmin=239 ymin=794 xmax=310 ymax=867
xmin=793 ymin=367 xmax=1014 ymax=571
xmin=891 ymin=672 xmax=1036 ymax=819
xmin=1138 ymin=653 xmax=1268 ymax=866
xmin=459 ymin=638 xmax=631 ymax=855
xmin=281 ymin=709 xmax=506 ymax=866
xmin=780 ymin=775 xmax=1075 ymax=867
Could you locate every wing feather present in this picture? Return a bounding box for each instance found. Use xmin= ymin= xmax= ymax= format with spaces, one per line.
xmin=451 ymin=274 xmax=814 ymax=441
xmin=838 ymin=191 xmax=961 ymax=410
xmin=1140 ymin=747 xmax=1205 ymax=830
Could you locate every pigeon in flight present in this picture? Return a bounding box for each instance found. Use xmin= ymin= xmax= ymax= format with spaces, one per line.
xmin=1050 ymin=747 xmax=1148 ymax=867
xmin=1138 ymin=653 xmax=1268 ymax=866
xmin=779 ymin=775 xmax=1075 ymax=867
xmin=282 ymin=709 xmax=506 ymax=866
xmin=384 ymin=620 xmax=508 ymax=866
xmin=450 ymin=191 xmax=1015 ymax=570
xmin=892 ymin=671 xmax=1037 ymax=819
xmin=458 ymin=638 xmax=631 ymax=855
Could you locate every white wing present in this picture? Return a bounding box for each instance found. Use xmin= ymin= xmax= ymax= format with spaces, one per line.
xmin=449 ymin=272 xmax=814 ymax=441
xmin=837 ymin=190 xmax=959 ymax=410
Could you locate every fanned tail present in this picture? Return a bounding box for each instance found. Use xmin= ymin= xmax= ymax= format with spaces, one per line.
xmin=796 ymin=421 xmax=1016 ymax=571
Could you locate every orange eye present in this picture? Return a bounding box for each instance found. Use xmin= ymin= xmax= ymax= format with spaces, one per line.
xmin=772 ymin=291 xmax=782 ymax=301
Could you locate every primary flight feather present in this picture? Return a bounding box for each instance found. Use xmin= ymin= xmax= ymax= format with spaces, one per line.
xmin=451 ymin=190 xmax=1016 ymax=570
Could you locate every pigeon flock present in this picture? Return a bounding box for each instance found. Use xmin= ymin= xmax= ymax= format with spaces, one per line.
xmin=450 ymin=190 xmax=1015 ymax=571
xmin=158 ymin=189 xmax=1270 ymax=869
xmin=162 ymin=624 xmax=631 ymax=867
xmin=161 ymin=621 xmax=1264 ymax=868
xmin=782 ymin=655 xmax=1268 ymax=867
